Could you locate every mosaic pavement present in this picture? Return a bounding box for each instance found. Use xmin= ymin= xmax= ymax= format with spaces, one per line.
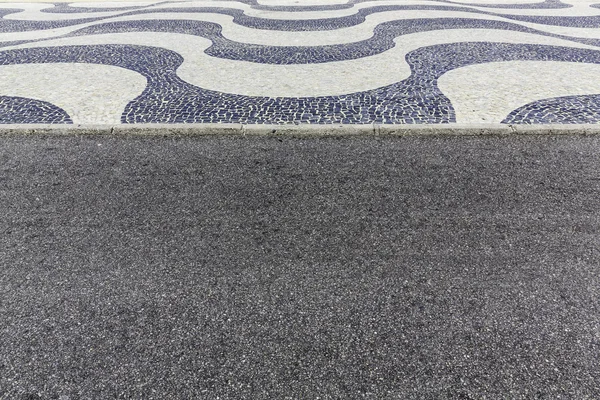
xmin=2 ymin=0 xmax=600 ymax=124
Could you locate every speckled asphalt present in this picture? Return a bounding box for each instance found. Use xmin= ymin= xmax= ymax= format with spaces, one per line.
xmin=1 ymin=134 xmax=600 ymax=399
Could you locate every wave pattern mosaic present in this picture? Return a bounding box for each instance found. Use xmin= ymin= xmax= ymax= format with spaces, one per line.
xmin=1 ymin=0 xmax=600 ymax=124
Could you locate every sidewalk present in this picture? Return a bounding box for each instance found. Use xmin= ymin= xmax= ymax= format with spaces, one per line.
xmin=1 ymin=0 xmax=600 ymax=128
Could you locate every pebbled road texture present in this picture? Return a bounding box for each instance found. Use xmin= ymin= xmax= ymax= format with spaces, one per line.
xmin=1 ymin=135 xmax=600 ymax=399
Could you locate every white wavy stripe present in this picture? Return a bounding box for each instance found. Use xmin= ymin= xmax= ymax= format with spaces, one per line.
xmin=2 ymin=0 xmax=435 ymax=21
xmin=5 ymin=0 xmax=600 ymax=21
xmin=150 ymin=0 xmax=600 ymax=18
xmin=117 ymin=10 xmax=600 ymax=45
xmin=63 ymin=0 xmax=545 ymax=6
xmin=475 ymin=2 xmax=600 ymax=17
xmin=437 ymin=61 xmax=600 ymax=123
xmin=439 ymin=0 xmax=600 ymax=17
xmin=256 ymin=0 xmax=544 ymax=4
xmin=68 ymin=1 xmax=164 ymax=8
xmin=444 ymin=0 xmax=544 ymax=3
xmin=3 ymin=9 xmax=600 ymax=48
xmin=0 ymin=3 xmax=54 ymax=10
xmin=0 ymin=63 xmax=147 ymax=124
xmin=2 ymin=7 xmax=134 ymax=21
xmin=256 ymin=0 xmax=351 ymax=5
xmin=2 ymin=29 xmax=597 ymax=98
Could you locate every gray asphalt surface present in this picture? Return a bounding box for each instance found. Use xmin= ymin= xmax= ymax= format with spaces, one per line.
xmin=1 ymin=134 xmax=599 ymax=399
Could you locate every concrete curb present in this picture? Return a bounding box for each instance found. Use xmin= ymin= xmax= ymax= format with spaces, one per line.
xmin=1 ymin=123 xmax=600 ymax=136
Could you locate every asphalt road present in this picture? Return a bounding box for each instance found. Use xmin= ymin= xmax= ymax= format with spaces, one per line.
xmin=1 ymin=134 xmax=599 ymax=399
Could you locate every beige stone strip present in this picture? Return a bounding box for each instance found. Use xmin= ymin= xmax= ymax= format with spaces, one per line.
xmin=2 ymin=123 xmax=600 ymax=136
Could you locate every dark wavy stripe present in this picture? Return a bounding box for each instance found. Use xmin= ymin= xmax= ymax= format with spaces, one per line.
xmin=1 ymin=41 xmax=600 ymax=124
xmin=63 ymin=17 xmax=600 ymax=65
xmin=0 ymin=43 xmax=449 ymax=124
xmin=44 ymin=1 xmax=172 ymax=13
xmin=46 ymin=3 xmax=151 ymax=13
xmin=144 ymin=5 xmax=600 ymax=30
xmin=0 ymin=17 xmax=101 ymax=33
xmin=242 ymin=0 xmax=569 ymax=12
xmin=42 ymin=0 xmax=570 ymax=14
xmin=115 ymin=42 xmax=600 ymax=124
xmin=0 ymin=8 xmax=20 ymax=18
xmin=51 ymin=1 xmax=352 ymax=13
xmin=0 ymin=3 xmax=591 ymax=34
xmin=251 ymin=3 xmax=355 ymax=11
xmin=503 ymin=94 xmax=600 ymax=123
xmin=248 ymin=0 xmax=569 ymax=8
xmin=120 ymin=5 xmax=508 ymax=31
xmin=434 ymin=0 xmax=570 ymax=9
xmin=0 ymin=95 xmax=72 ymax=124
xmin=498 ymin=14 xmax=600 ymax=28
